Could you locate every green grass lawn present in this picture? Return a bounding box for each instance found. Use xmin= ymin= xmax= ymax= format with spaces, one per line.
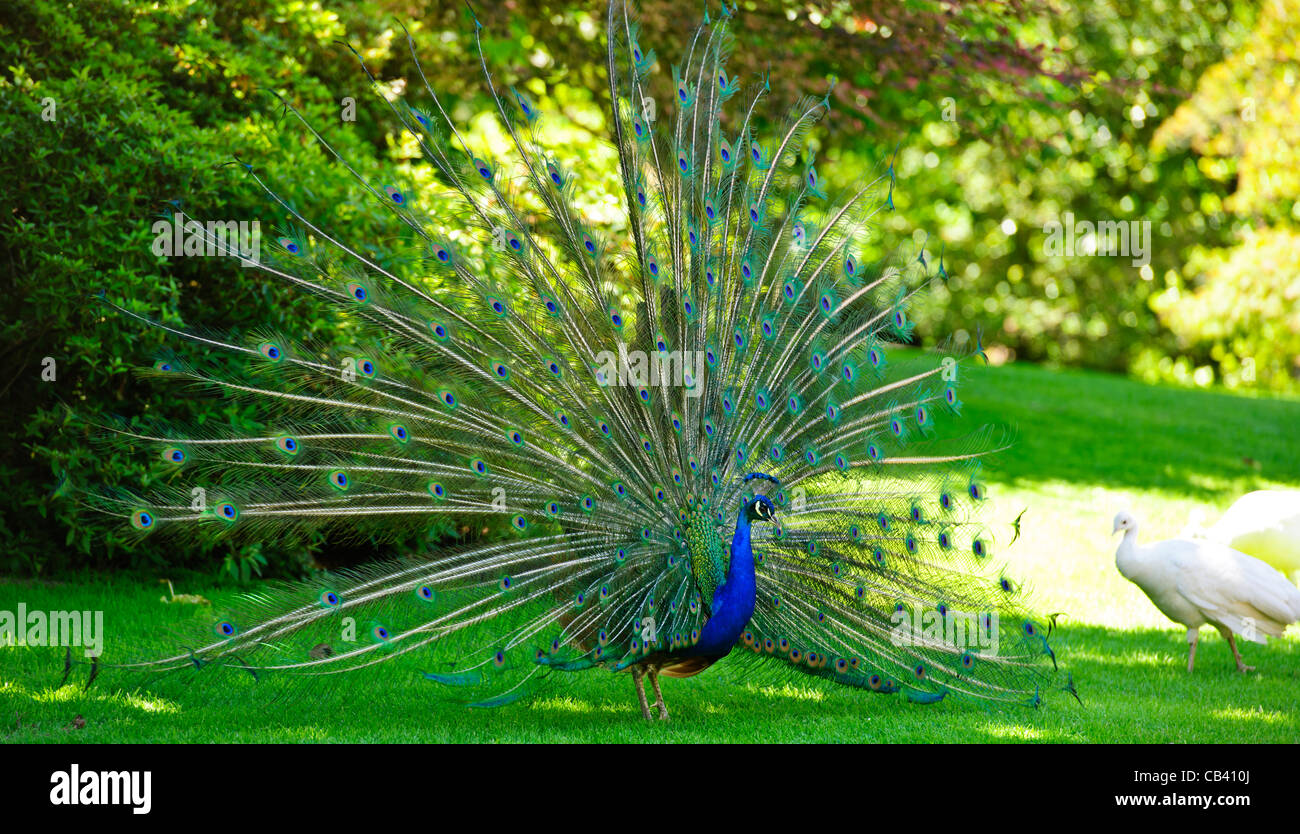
xmin=3 ymin=361 xmax=1299 ymax=742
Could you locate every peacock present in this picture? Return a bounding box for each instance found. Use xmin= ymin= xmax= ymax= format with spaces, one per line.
xmin=80 ymin=1 xmax=1061 ymax=720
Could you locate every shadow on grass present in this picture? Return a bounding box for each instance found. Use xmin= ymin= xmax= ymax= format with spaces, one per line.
xmin=957 ymin=361 xmax=1300 ymax=501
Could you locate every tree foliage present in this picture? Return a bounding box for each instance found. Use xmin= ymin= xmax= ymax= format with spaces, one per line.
xmin=0 ymin=0 xmax=1289 ymax=576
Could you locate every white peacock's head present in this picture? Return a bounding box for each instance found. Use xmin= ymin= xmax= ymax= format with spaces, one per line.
xmin=1112 ymin=511 xmax=1136 ymax=534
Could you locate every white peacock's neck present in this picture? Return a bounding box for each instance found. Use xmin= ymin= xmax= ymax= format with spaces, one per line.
xmin=1114 ymin=528 xmax=1143 ymax=579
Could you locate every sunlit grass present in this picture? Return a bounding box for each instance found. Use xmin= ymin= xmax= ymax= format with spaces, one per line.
xmin=2 ymin=361 xmax=1298 ymax=743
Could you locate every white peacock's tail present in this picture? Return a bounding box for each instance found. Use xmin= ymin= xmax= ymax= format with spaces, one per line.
xmin=80 ymin=1 xmax=1061 ymax=709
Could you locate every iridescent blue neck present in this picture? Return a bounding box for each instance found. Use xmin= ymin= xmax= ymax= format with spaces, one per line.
xmin=689 ymin=506 xmax=757 ymax=657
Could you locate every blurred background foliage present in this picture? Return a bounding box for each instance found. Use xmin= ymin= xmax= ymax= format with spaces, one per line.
xmin=0 ymin=0 xmax=1295 ymax=576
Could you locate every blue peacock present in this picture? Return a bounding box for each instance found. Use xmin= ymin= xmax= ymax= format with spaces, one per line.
xmin=85 ymin=1 xmax=1061 ymax=719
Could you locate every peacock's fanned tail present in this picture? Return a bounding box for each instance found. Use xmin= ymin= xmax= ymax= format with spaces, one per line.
xmin=86 ymin=1 xmax=1057 ymax=709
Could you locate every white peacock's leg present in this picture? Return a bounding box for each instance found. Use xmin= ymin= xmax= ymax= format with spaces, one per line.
xmin=1186 ymin=627 xmax=1198 ymax=673
xmin=649 ymin=668 xmax=668 ymax=720
xmin=632 ymin=667 xmax=652 ymax=720
xmin=1221 ymin=628 xmax=1255 ymax=673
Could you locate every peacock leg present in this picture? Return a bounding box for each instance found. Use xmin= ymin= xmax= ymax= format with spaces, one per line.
xmin=632 ymin=666 xmax=653 ymax=720
xmin=1186 ymin=627 xmax=1198 ymax=672
xmin=1221 ymin=628 xmax=1255 ymax=673
xmin=649 ymin=668 xmax=669 ymax=720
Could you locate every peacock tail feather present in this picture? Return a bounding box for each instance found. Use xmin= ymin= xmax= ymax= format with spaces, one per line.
xmin=81 ymin=1 xmax=1059 ymax=711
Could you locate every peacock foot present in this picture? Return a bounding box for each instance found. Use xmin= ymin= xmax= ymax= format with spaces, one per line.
xmin=632 ymin=665 xmax=670 ymax=720
xmin=1223 ymin=631 xmax=1257 ymax=674
xmin=650 ymin=668 xmax=669 ymax=720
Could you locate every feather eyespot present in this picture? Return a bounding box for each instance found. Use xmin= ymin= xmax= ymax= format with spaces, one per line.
xmin=349 ymin=357 xmax=375 ymax=378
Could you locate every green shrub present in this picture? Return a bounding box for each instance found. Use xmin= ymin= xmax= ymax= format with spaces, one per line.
xmin=0 ymin=0 xmax=454 ymax=575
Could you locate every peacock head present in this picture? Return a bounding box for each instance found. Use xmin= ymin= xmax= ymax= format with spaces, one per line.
xmin=1112 ymin=511 xmax=1137 ymax=535
xmin=741 ymin=472 xmax=780 ymax=525
xmin=746 ymin=494 xmax=778 ymax=525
